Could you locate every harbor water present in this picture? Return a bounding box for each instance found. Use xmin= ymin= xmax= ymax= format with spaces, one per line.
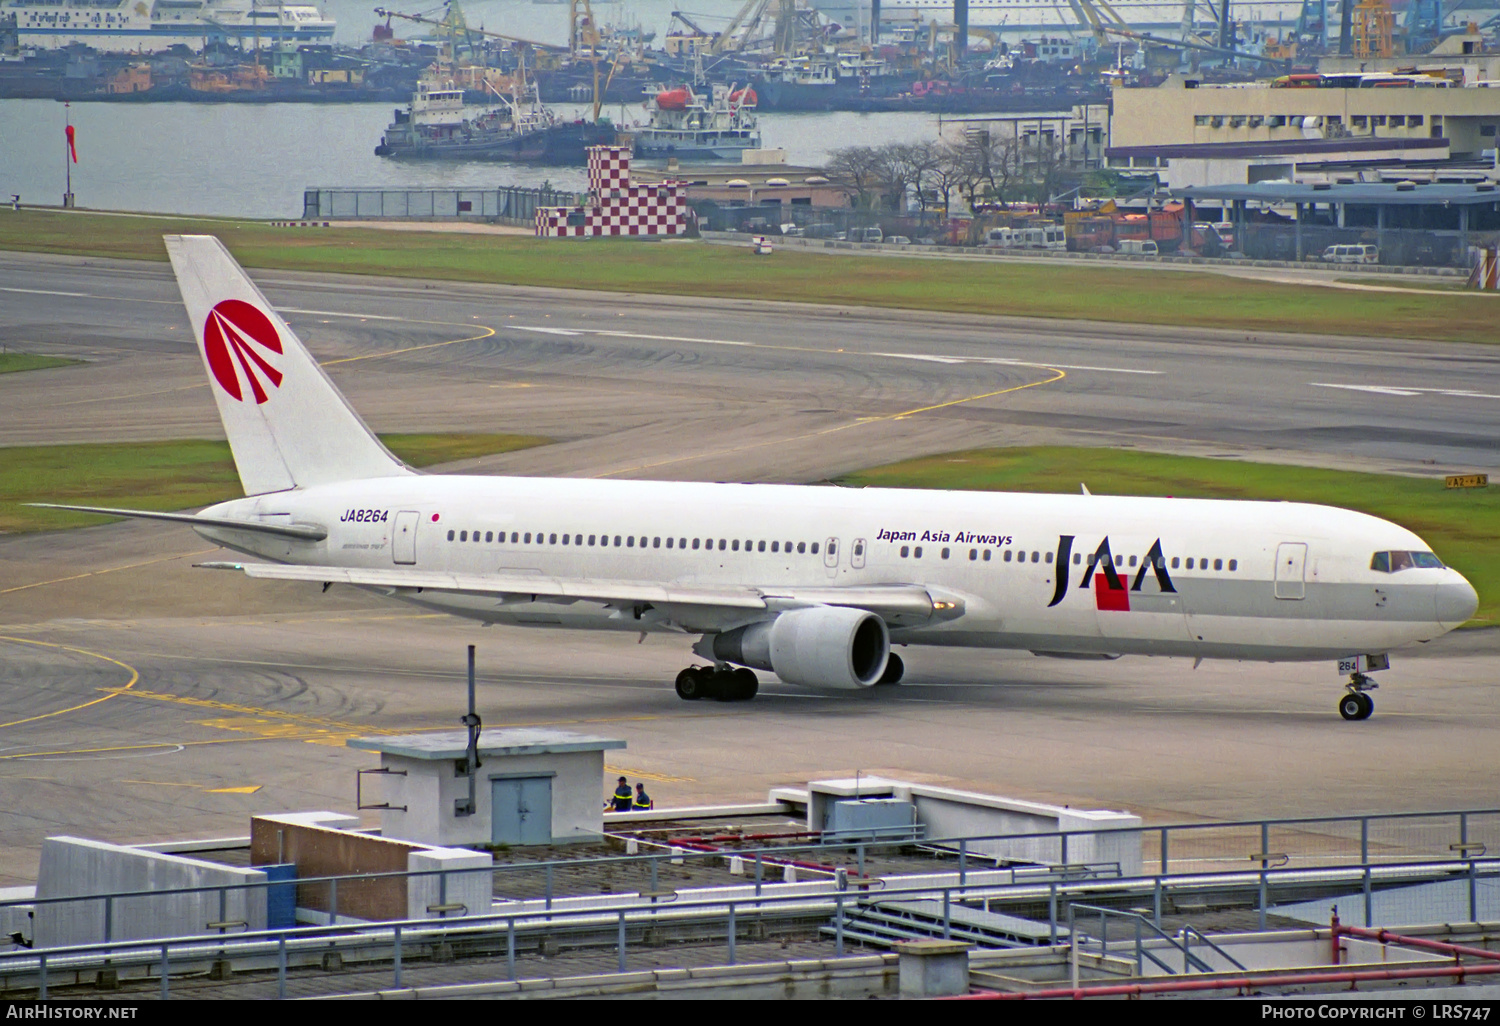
xmin=0 ymin=99 xmax=941 ymax=218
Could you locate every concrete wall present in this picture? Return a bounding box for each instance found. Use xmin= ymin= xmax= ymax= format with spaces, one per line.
xmin=251 ymin=812 xmax=494 ymax=922
xmin=33 ymin=837 xmax=267 ymax=949
xmin=804 ymin=779 xmax=1141 ymax=876
xmin=0 ymin=886 xmax=34 ymax=949
xmin=407 ymin=849 xmax=492 ymax=921
xmin=251 ymin=813 xmax=415 ymax=922
xmin=910 ymin=789 xmax=1142 ymax=876
xmin=378 ymin=750 xmax=606 ymax=848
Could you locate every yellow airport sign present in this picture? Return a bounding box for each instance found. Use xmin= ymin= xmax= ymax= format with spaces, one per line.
xmin=1445 ymin=474 xmax=1489 ymax=489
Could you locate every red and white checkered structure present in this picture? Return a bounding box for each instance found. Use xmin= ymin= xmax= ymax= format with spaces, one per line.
xmin=536 ymin=146 xmax=688 ymax=238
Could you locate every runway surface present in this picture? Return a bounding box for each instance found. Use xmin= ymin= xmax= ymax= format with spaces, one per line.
xmin=0 ymin=249 xmax=1497 ymax=886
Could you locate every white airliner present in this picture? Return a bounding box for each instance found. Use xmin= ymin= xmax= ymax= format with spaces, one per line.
xmin=41 ymin=236 xmax=1478 ymax=720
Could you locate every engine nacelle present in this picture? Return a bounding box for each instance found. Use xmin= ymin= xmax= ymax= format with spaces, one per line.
xmin=707 ymin=606 xmax=889 ymax=690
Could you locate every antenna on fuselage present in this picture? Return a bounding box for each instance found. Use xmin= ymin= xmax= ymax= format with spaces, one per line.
xmin=1081 ymin=483 xmax=1092 ymax=495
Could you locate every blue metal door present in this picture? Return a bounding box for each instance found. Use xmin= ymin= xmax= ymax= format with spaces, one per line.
xmin=492 ymin=777 xmax=552 ymax=845
xmin=519 ymin=777 xmax=552 ymax=845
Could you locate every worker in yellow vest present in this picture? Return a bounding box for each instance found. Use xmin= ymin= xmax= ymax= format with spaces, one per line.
xmin=633 ymin=783 xmax=653 ymax=811
xmin=607 ymin=775 xmax=632 ymax=812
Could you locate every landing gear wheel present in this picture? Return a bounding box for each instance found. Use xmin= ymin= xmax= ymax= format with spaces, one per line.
xmin=876 ymin=653 xmax=905 ymax=686
xmin=675 ymin=667 xmax=707 ymax=701
xmin=1338 ymin=692 xmax=1374 ymax=721
xmin=713 ymin=668 xmax=757 ymax=702
xmin=1339 ymin=672 xmax=1378 ymax=720
xmin=731 ymin=668 xmax=758 ymax=701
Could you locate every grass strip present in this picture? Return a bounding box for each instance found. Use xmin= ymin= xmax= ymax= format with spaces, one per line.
xmin=0 ymin=433 xmax=547 ymax=533
xmin=0 ymin=209 xmax=1495 ymax=344
xmin=0 ymin=353 xmax=82 ymax=374
xmin=841 ymin=446 xmax=1500 ymax=625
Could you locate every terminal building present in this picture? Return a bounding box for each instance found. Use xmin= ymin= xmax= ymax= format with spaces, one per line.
xmin=1110 ymin=75 xmax=1500 ymax=160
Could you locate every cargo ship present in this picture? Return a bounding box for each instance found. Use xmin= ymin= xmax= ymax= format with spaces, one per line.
xmin=3 ymin=0 xmax=334 ymax=52
xmin=748 ymin=53 xmax=907 ymax=111
xmin=374 ymin=73 xmax=614 ymax=163
xmin=627 ymin=83 xmax=760 ymax=161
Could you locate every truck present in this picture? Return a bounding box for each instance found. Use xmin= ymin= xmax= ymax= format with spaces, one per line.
xmin=1065 ymin=202 xmax=1223 ymax=256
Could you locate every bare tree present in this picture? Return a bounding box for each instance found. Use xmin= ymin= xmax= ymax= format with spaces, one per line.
xmin=953 ymin=132 xmax=1023 ymax=210
xmin=824 ymin=145 xmax=884 ymax=210
xmin=928 ymin=142 xmax=968 ymax=218
xmin=1026 ymin=136 xmax=1073 ymax=206
xmin=871 ymin=143 xmax=916 ymax=213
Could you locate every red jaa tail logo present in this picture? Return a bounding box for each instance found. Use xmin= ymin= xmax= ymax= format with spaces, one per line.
xmin=203 ymin=299 xmax=284 ymax=404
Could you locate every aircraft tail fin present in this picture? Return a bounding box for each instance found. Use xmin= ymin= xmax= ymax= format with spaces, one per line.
xmin=164 ymin=235 xmax=411 ymax=495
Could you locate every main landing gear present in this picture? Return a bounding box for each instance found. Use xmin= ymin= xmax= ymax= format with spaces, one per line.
xmin=675 ymin=665 xmax=759 ymax=702
xmin=1338 ymin=673 xmax=1378 ymax=721
xmin=876 ymin=653 xmax=905 ymax=686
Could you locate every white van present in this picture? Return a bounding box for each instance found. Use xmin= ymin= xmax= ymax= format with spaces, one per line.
xmin=1320 ymin=243 xmax=1379 ymax=264
xmin=1119 ymin=239 xmax=1159 ymax=256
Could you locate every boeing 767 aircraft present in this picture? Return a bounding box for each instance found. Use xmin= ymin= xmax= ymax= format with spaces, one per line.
xmin=38 ymin=236 xmax=1478 ymax=719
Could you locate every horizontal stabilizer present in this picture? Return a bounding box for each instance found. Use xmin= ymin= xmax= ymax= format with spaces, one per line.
xmin=28 ymin=504 xmax=327 ymax=541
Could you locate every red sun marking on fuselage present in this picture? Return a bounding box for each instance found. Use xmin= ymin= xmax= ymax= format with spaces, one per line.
xmin=203 ymin=299 xmax=284 ymax=404
xmin=1094 ymin=573 xmax=1131 ymax=612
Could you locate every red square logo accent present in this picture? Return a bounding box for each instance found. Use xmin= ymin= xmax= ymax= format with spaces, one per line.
xmin=1094 ymin=573 xmax=1130 ymax=612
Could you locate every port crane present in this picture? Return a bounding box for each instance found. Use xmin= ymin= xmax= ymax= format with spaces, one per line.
xmin=1068 ymin=0 xmax=1286 ymax=65
xmin=373 ymin=3 xmax=626 ymax=122
xmin=371 ymin=5 xmax=569 ymax=54
xmin=710 ymin=0 xmax=773 ymax=54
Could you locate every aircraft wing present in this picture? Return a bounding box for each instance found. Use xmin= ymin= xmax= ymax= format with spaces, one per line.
xmin=197 ymin=561 xmax=946 ymax=622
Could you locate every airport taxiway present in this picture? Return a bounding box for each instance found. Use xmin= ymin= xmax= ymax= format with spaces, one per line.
xmin=0 ymin=250 xmax=1496 ymax=887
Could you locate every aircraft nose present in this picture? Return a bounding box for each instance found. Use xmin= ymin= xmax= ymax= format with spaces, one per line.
xmin=1436 ymin=573 xmax=1479 ymax=628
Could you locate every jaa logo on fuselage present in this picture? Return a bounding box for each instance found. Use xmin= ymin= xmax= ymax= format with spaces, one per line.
xmin=1048 ymin=536 xmax=1175 ymax=612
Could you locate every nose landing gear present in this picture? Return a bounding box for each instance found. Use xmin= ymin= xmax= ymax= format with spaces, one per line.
xmin=675 ymin=665 xmax=758 ymax=702
xmin=1338 ymin=672 xmax=1377 ymax=721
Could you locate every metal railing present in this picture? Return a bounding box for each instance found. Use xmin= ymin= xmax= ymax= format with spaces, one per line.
xmin=1068 ymin=903 xmax=1248 ymax=977
xmin=1 ymin=808 xmax=1494 ymax=954
xmin=301 ymin=186 xmax=587 ymax=223
xmin=1 ymin=855 xmax=1495 ymax=999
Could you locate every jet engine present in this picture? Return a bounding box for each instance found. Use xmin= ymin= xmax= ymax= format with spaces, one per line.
xmin=705 ymin=606 xmax=889 ymax=689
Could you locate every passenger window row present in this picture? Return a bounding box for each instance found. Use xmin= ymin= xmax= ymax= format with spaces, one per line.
xmin=1068 ymin=552 xmax=1238 ymax=572
xmin=444 ymin=529 xmax=821 ymax=556
xmin=901 ymin=546 xmax=1000 ymax=561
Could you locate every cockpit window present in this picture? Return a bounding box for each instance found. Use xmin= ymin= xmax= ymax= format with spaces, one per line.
xmin=1371 ymin=550 xmax=1444 ymax=573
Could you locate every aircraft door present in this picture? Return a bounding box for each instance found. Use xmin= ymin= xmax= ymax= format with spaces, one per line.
xmin=851 ymin=538 xmax=867 ymax=570
xmin=392 ymin=510 xmax=420 ymax=565
xmin=1091 ymin=541 xmax=1193 ymax=647
xmin=824 ymin=537 xmax=840 ymax=577
xmin=1275 ymin=542 xmax=1307 ymax=600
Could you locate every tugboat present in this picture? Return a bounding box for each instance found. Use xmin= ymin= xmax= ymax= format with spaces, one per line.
xmin=374 ymin=64 xmax=613 ymax=163
xmin=627 ymin=82 xmax=760 ymax=161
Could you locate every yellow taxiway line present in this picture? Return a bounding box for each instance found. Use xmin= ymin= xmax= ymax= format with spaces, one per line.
xmin=0 ymin=635 xmax=140 ymax=729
